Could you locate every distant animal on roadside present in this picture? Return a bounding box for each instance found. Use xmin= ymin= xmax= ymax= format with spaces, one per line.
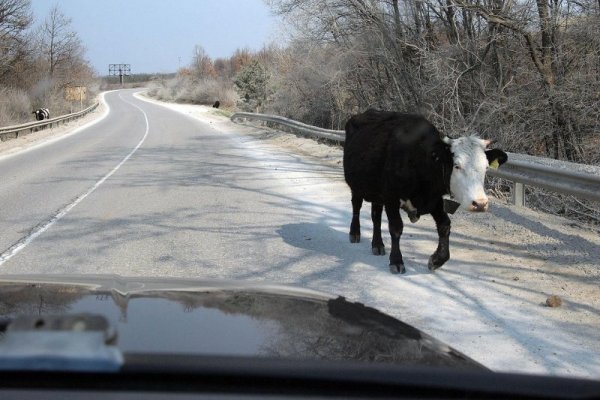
xmin=212 ymin=101 xmax=220 ymax=109
xmin=32 ymin=108 xmax=50 ymax=121
xmin=343 ymin=109 xmax=507 ymax=274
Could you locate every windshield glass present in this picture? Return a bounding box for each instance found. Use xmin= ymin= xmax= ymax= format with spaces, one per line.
xmin=0 ymin=0 xmax=599 ymax=382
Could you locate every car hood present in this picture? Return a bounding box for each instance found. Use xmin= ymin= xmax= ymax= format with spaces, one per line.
xmin=0 ymin=274 xmax=483 ymax=369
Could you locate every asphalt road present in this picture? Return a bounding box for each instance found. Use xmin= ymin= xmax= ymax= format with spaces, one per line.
xmin=0 ymin=89 xmax=349 ymax=278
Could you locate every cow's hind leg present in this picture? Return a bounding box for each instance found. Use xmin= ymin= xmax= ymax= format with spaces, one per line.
xmin=371 ymin=203 xmax=385 ymax=255
xmin=429 ymin=201 xmax=451 ymax=271
xmin=384 ymin=204 xmax=405 ymax=274
xmin=349 ymin=193 xmax=363 ymax=243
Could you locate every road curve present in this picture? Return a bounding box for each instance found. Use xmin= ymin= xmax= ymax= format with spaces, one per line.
xmin=0 ymin=89 xmax=348 ymax=276
xmin=0 ymin=91 xmax=144 ymax=260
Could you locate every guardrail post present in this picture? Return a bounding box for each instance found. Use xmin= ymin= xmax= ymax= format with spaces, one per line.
xmin=513 ymin=182 xmax=525 ymax=207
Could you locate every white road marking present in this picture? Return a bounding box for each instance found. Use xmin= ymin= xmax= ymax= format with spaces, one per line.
xmin=0 ymin=93 xmax=150 ymax=266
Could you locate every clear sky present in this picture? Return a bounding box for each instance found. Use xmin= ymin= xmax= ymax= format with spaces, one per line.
xmin=29 ymin=0 xmax=280 ymax=75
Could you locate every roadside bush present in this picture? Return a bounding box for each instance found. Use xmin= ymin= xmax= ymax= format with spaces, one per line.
xmin=0 ymin=87 xmax=32 ymax=126
xmin=0 ymin=80 xmax=100 ymax=128
xmin=147 ymin=77 xmax=237 ymax=108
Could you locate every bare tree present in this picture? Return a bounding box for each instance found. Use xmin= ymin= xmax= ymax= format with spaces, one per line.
xmin=267 ymin=0 xmax=599 ymax=162
xmin=37 ymin=4 xmax=84 ymax=80
xmin=191 ymin=45 xmax=216 ymax=79
xmin=449 ymin=0 xmax=597 ymax=161
xmin=0 ymin=0 xmax=32 ymax=83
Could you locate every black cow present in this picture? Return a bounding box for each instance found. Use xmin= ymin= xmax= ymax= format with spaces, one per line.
xmin=343 ymin=109 xmax=507 ymax=274
xmin=212 ymin=101 xmax=220 ymax=109
xmin=32 ymin=108 xmax=50 ymax=121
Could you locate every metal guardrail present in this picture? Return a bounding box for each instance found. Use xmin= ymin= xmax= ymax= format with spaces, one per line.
xmin=486 ymin=155 xmax=600 ymax=205
xmin=231 ymin=112 xmax=345 ymax=143
xmin=231 ymin=112 xmax=600 ymax=205
xmin=0 ymin=102 xmax=99 ymax=142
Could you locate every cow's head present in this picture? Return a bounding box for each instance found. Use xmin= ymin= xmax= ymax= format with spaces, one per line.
xmin=443 ymin=136 xmax=507 ymax=212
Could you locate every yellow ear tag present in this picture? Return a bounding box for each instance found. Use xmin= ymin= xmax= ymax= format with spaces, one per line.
xmin=490 ymin=159 xmax=500 ymax=169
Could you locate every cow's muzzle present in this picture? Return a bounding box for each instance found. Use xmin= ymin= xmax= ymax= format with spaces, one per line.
xmin=469 ymin=198 xmax=489 ymax=212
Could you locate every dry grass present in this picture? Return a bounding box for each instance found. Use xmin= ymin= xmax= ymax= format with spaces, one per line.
xmin=0 ymin=82 xmax=99 ymax=127
xmin=0 ymin=87 xmax=32 ymax=126
xmin=147 ymin=77 xmax=238 ymax=109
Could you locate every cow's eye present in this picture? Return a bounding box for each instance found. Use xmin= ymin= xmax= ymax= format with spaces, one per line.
xmin=454 ymin=165 xmax=461 ymax=170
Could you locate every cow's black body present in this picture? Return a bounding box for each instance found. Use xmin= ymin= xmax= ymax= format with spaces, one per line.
xmin=343 ymin=109 xmax=453 ymax=274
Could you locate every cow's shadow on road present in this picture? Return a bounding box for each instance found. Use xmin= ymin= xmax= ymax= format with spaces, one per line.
xmin=276 ymin=222 xmax=432 ymax=282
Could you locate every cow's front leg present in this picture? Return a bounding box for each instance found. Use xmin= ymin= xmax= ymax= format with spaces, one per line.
xmin=385 ymin=203 xmax=405 ymax=274
xmin=429 ymin=201 xmax=451 ymax=271
xmin=371 ymin=203 xmax=385 ymax=255
xmin=349 ymin=193 xmax=363 ymax=243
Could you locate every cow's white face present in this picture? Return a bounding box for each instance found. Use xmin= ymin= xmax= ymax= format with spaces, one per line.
xmin=446 ymin=136 xmax=491 ymax=212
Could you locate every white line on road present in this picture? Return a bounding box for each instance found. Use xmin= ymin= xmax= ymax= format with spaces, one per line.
xmin=0 ymin=93 xmax=150 ymax=266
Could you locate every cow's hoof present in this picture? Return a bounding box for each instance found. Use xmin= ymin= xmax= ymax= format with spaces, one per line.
xmin=389 ymin=263 xmax=406 ymax=274
xmin=428 ymin=256 xmax=445 ymax=271
xmin=349 ymin=233 xmax=361 ymax=243
xmin=408 ymin=211 xmax=420 ymax=223
xmin=372 ymin=246 xmax=385 ymax=255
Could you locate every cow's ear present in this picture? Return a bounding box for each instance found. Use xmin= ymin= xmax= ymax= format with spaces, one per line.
xmin=486 ymin=149 xmax=508 ymax=169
